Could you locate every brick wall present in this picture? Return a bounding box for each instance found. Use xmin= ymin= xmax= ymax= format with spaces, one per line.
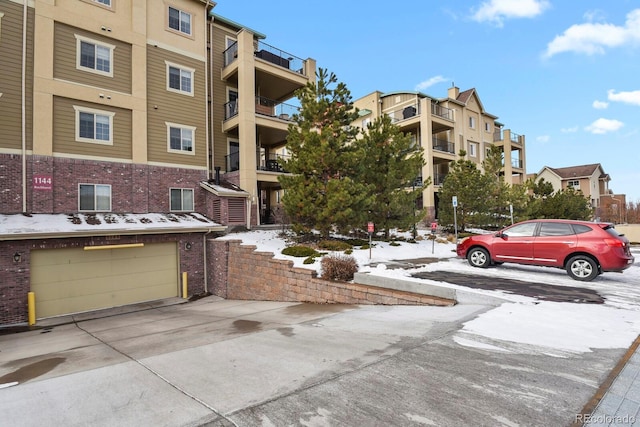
xmin=208 ymin=239 xmax=454 ymax=307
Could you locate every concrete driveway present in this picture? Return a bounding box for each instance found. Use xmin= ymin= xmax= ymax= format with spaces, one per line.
xmin=0 ymin=296 xmax=624 ymax=427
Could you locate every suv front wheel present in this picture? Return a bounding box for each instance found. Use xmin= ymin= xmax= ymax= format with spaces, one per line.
xmin=566 ymin=255 xmax=599 ymax=281
xmin=467 ymin=247 xmax=491 ymax=268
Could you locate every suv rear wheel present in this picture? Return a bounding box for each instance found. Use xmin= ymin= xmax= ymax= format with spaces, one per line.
xmin=566 ymin=255 xmax=599 ymax=281
xmin=467 ymin=247 xmax=491 ymax=268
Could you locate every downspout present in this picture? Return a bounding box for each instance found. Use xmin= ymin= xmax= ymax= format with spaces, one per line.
xmin=204 ymin=1 xmax=214 ymax=180
xmin=21 ymin=0 xmax=28 ymax=213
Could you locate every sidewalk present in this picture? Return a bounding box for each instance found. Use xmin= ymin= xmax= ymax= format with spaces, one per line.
xmin=580 ymin=335 xmax=640 ymax=426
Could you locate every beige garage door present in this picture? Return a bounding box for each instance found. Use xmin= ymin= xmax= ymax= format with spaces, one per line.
xmin=31 ymin=243 xmax=178 ymax=318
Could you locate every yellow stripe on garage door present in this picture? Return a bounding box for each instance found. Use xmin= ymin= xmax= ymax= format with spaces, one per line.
xmin=31 ymin=243 xmax=178 ymax=318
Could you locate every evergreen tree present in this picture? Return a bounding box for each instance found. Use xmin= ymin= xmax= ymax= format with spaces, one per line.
xmin=437 ymin=150 xmax=490 ymax=231
xmin=278 ymin=69 xmax=371 ymax=237
xmin=356 ymin=115 xmax=428 ymax=238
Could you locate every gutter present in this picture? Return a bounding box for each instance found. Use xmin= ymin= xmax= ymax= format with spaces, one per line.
xmin=0 ymin=226 xmax=226 ymax=241
xmin=21 ymin=0 xmax=27 ymax=213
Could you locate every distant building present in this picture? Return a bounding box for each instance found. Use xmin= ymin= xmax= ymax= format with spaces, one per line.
xmin=353 ymin=86 xmax=526 ymax=219
xmin=534 ymin=163 xmax=626 ymax=223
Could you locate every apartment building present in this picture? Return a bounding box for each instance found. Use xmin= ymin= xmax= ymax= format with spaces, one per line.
xmin=353 ymin=86 xmax=526 ymax=219
xmin=208 ymin=14 xmax=316 ymax=225
xmin=0 ymin=0 xmax=229 ymax=325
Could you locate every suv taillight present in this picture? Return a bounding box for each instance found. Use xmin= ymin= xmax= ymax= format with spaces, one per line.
xmin=604 ymin=238 xmax=624 ymax=248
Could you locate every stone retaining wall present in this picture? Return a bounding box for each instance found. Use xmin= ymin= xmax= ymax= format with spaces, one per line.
xmin=208 ymin=239 xmax=455 ymax=307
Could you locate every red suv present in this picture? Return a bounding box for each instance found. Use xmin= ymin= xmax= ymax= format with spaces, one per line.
xmin=456 ymin=219 xmax=634 ymax=281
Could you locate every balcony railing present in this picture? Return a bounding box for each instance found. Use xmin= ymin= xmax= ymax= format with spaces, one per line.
xmin=223 ymin=41 xmax=238 ymax=67
xmin=434 ymin=173 xmax=447 ymax=186
xmin=255 ymin=96 xmax=299 ymax=120
xmin=255 ymin=41 xmax=306 ymax=75
xmin=432 ymin=137 xmax=455 ymax=154
xmin=258 ymin=153 xmax=290 ymax=173
xmin=493 ymin=130 xmax=523 ymax=144
xmin=512 ymin=159 xmax=523 ymax=169
xmin=431 ymin=102 xmax=453 ymax=121
xmin=386 ymin=103 xmax=420 ymax=123
xmin=225 ymin=152 xmax=239 ymax=172
xmin=224 ymin=101 xmax=238 ymax=120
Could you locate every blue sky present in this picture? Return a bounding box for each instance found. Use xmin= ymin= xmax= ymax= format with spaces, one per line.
xmin=213 ymin=0 xmax=640 ymax=202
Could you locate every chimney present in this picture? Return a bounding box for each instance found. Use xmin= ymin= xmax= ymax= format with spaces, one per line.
xmin=214 ymin=166 xmax=221 ymax=185
xmin=448 ymin=85 xmax=459 ymax=100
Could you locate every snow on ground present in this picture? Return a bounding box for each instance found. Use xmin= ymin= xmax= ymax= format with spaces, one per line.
xmin=216 ymin=229 xmax=640 ymax=355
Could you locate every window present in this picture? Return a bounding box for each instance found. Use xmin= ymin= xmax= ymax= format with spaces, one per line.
xmin=539 ymin=222 xmax=574 ymax=237
xmin=485 ymin=122 xmax=490 ymax=132
xmin=74 ymin=106 xmax=114 ymax=145
xmin=469 ymin=142 xmax=477 ymax=157
xmin=166 ymin=62 xmax=194 ymax=96
xmin=361 ymin=117 xmax=371 ymax=128
xmin=79 ymin=184 xmax=111 ymax=211
xmin=166 ymin=123 xmax=195 ymax=154
xmin=503 ymin=222 xmax=537 ymax=237
xmin=469 ymin=116 xmax=475 ymax=129
xmin=95 ymin=0 xmax=111 ymax=5
xmin=228 ymin=140 xmax=239 ymax=171
xmin=168 ymin=6 xmax=191 ymax=36
xmin=170 ymin=188 xmax=194 ymax=211
xmin=75 ymin=35 xmax=115 ymax=77
xmin=568 ymin=180 xmax=580 ymax=189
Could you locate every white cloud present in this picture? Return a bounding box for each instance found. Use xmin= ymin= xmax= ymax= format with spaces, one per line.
xmin=536 ymin=135 xmax=550 ymax=143
xmin=592 ymin=100 xmax=609 ymax=109
xmin=561 ymin=126 xmax=579 ymax=133
xmin=471 ymin=0 xmax=550 ymax=27
xmin=414 ymin=76 xmax=449 ymax=91
xmin=544 ymin=9 xmax=640 ymax=58
xmin=584 ymin=118 xmax=624 ymax=134
xmin=608 ymin=89 xmax=640 ymax=106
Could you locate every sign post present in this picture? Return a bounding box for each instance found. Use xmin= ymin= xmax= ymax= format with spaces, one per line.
xmin=367 ymin=222 xmax=374 ymax=259
xmin=452 ymin=196 xmax=458 ymax=243
xmin=509 ymin=203 xmax=514 ymax=225
xmin=430 ymin=221 xmax=437 ymax=254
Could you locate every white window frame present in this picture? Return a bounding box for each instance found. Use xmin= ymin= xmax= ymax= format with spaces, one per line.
xmin=165 ymin=61 xmax=195 ymax=96
xmin=485 ymin=122 xmax=490 ymax=132
xmin=568 ymin=180 xmax=580 ymax=189
xmin=79 ymin=183 xmax=112 ymax=212
xmin=170 ymin=188 xmax=194 ymax=212
xmin=73 ymin=106 xmax=115 ymax=145
xmin=469 ymin=142 xmax=477 ymax=157
xmin=166 ymin=122 xmax=196 ymax=155
xmin=95 ymin=0 xmax=112 ymax=6
xmin=167 ymin=6 xmax=192 ymax=36
xmin=75 ymin=34 xmax=115 ymax=77
xmin=469 ymin=116 xmax=476 ymax=129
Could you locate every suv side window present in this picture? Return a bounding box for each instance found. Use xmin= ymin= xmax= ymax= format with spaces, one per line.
xmin=503 ymin=222 xmax=537 ymax=237
xmin=572 ymin=224 xmax=593 ymax=235
xmin=539 ymin=222 xmax=575 ymax=236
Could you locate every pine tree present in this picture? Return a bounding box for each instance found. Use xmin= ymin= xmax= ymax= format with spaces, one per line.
xmin=356 ymin=115 xmax=428 ymax=238
xmin=278 ymin=69 xmax=371 ymax=238
xmin=437 ymin=150 xmax=490 ymax=231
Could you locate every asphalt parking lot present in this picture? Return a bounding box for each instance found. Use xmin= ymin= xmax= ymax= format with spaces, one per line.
xmin=0 ymin=291 xmax=631 ymax=427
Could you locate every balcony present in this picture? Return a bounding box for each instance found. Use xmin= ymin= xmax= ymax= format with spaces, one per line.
xmin=494 ymin=130 xmax=524 ymax=145
xmin=511 ymin=159 xmax=524 ymax=169
xmin=225 ymin=151 xmax=239 ymax=173
xmin=432 ymin=137 xmax=455 ymax=154
xmin=255 ymin=96 xmax=299 ymax=120
xmin=254 ymin=41 xmax=306 ymax=76
xmin=434 ymin=173 xmax=447 ymax=186
xmin=386 ymin=103 xmax=420 ymax=124
xmin=223 ymin=41 xmax=238 ymax=67
xmin=258 ymin=152 xmax=290 ymax=173
xmin=224 ymin=101 xmax=238 ymax=120
xmin=431 ymin=102 xmax=453 ymax=121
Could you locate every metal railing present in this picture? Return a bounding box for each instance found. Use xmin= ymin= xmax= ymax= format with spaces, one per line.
xmin=433 ymin=173 xmax=447 ymax=186
xmin=493 ymin=130 xmax=523 ymax=144
xmin=223 ymin=41 xmax=238 ymax=67
xmin=385 ymin=103 xmax=420 ymax=123
xmin=510 ymin=132 xmax=522 ymax=144
xmin=431 ymin=102 xmax=453 ymax=121
xmin=255 ymin=96 xmax=299 ymax=120
xmin=254 ymin=41 xmax=306 ymax=75
xmin=224 ymin=101 xmax=238 ymax=120
xmin=512 ymin=159 xmax=523 ymax=169
xmin=225 ymin=152 xmax=239 ymax=172
xmin=258 ymin=152 xmax=290 ymax=172
xmin=432 ymin=137 xmax=455 ymax=154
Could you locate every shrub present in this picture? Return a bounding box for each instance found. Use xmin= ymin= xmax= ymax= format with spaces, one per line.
xmin=321 ymin=254 xmax=359 ymax=281
xmin=282 ymin=245 xmax=318 ymax=257
xmin=344 ymin=238 xmax=368 ymax=246
xmin=344 ymin=249 xmax=353 ymax=255
xmin=303 ymin=256 xmax=316 ymax=264
xmin=318 ymin=239 xmax=352 ymax=251
xmin=389 ymin=241 xmax=401 ymax=247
